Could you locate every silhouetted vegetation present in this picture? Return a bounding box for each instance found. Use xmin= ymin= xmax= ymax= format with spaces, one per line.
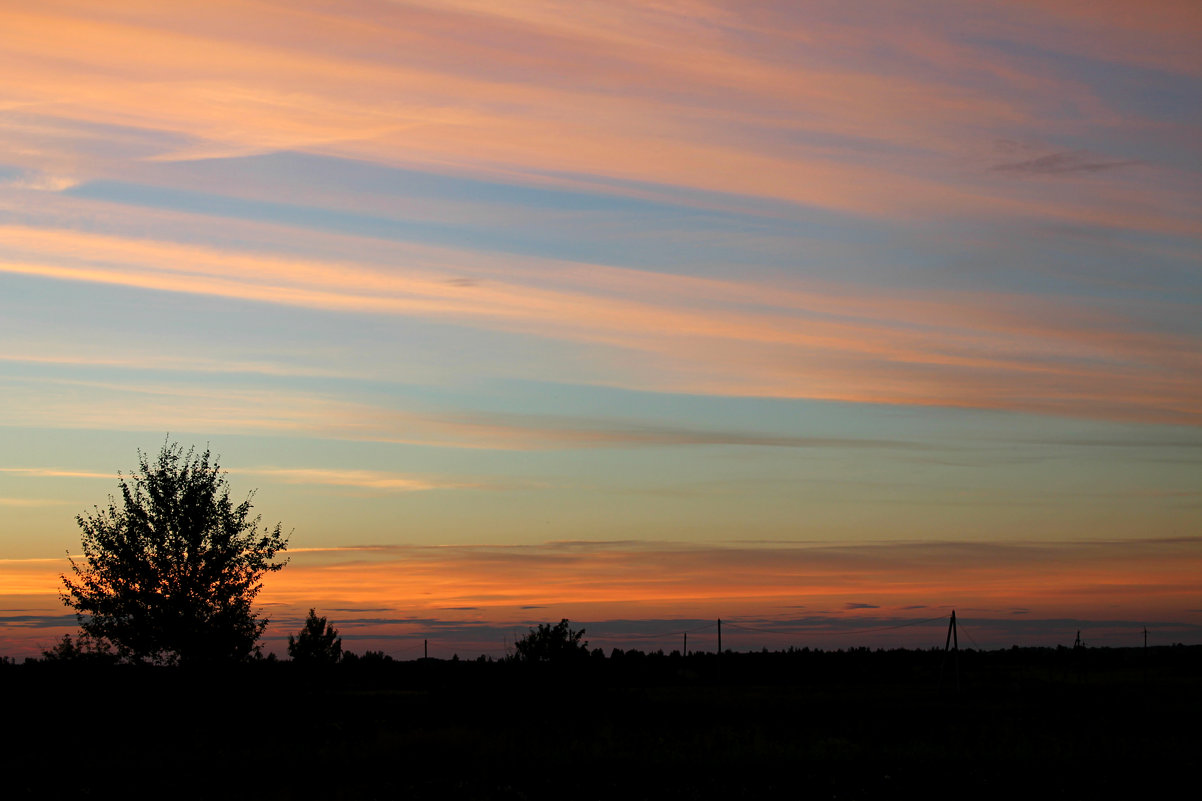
xmin=40 ymin=632 xmax=118 ymax=664
xmin=4 ymin=643 xmax=1198 ymax=799
xmin=60 ymin=439 xmax=289 ymax=665
xmin=288 ymin=608 xmax=342 ymax=664
xmin=511 ymin=618 xmax=588 ymax=663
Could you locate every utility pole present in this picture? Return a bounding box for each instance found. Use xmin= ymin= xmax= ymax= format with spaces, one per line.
xmin=683 ymin=631 xmax=687 ymax=657
xmin=717 ymin=618 xmax=722 ymax=681
xmin=424 ymin=638 xmax=428 ymax=660
xmin=940 ymin=610 xmax=960 ymax=695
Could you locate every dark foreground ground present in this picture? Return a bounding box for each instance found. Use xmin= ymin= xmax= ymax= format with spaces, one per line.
xmin=4 ymin=645 xmax=1199 ymax=799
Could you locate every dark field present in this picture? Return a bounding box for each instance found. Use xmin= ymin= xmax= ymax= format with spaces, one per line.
xmin=4 ymin=645 xmax=1199 ymax=799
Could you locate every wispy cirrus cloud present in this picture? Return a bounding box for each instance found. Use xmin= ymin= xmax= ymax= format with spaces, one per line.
xmin=230 ymin=467 xmax=485 ymax=492
xmin=2 ymin=0 xmax=1198 ymax=235
xmin=992 ymin=150 xmax=1141 ymax=175
xmin=0 ymin=373 xmax=917 ymax=450
xmin=4 ymin=224 xmax=1198 ymax=424
xmin=0 ymin=467 xmax=116 ymax=479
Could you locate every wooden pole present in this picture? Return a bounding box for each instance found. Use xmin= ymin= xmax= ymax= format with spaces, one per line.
xmin=424 ymin=638 xmax=428 ymax=660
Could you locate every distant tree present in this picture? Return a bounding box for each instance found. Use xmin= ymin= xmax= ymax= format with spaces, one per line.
xmin=511 ymin=618 xmax=588 ymax=663
xmin=60 ymin=440 xmax=289 ymax=665
xmin=288 ymin=608 xmax=342 ymax=664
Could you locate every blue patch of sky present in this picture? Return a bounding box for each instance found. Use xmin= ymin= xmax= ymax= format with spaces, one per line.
xmin=968 ymin=37 xmax=1202 ymax=156
xmin=67 ymin=178 xmax=571 ymax=257
xmin=0 ymin=271 xmax=588 ymax=394
xmin=6 ymin=266 xmax=1192 ymax=462
xmin=174 ymin=151 xmax=664 ymax=213
xmin=0 ymin=350 xmax=932 ymax=457
xmin=119 ymin=151 xmax=904 ymax=269
xmin=508 ymin=160 xmax=899 ymax=239
xmin=908 ymin=215 xmax=1202 ymax=309
xmin=438 ymin=376 xmax=1181 ymax=455
xmin=56 ymin=161 xmax=959 ymax=296
xmin=5 ymin=260 xmax=1194 ymax=474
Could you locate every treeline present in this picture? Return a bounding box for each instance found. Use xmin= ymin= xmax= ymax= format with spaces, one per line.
xmin=5 ymin=643 xmax=1199 ymax=800
xmin=11 ymin=642 xmax=1201 ymax=690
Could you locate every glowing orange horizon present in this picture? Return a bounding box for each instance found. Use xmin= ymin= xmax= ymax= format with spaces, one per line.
xmin=6 ymin=538 xmax=1198 ymax=635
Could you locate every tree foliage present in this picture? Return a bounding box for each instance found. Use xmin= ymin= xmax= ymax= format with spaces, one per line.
xmin=288 ymin=608 xmax=342 ymax=664
xmin=60 ymin=440 xmax=289 ymax=665
xmin=511 ymin=618 xmax=588 ymax=663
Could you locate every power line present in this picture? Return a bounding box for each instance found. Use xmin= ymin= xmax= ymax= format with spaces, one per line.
xmin=605 ymin=614 xmax=949 ymax=646
xmin=724 ymin=615 xmax=947 ymax=638
xmin=955 ymin=620 xmax=983 ymax=649
xmin=596 ymin=621 xmax=719 ymax=641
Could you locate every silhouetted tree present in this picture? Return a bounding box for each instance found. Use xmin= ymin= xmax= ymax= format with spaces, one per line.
xmin=60 ymin=440 xmax=289 ymax=665
xmin=511 ymin=618 xmax=588 ymax=663
xmin=288 ymin=608 xmax=342 ymax=664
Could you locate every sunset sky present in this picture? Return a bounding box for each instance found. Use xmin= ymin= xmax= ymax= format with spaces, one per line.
xmin=2 ymin=0 xmax=1200 ymax=660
